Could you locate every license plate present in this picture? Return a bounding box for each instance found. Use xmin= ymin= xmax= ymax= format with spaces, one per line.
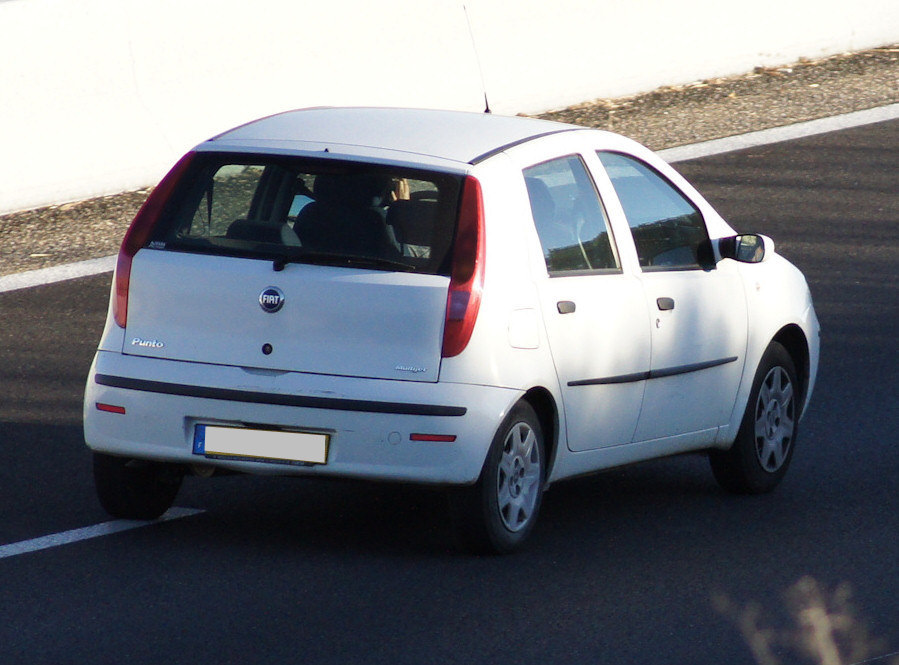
xmin=193 ymin=424 xmax=328 ymax=466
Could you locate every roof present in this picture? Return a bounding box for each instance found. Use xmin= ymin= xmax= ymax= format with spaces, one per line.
xmin=206 ymin=107 xmax=583 ymax=166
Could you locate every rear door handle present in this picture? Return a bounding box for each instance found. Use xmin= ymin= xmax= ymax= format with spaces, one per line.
xmin=657 ymin=297 xmax=675 ymax=311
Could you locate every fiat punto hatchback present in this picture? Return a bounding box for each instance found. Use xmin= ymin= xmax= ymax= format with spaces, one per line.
xmin=84 ymin=107 xmax=819 ymax=552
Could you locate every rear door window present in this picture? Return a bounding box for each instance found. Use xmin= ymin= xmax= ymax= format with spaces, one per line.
xmin=523 ymin=155 xmax=619 ymax=275
xmin=152 ymin=154 xmax=462 ymax=275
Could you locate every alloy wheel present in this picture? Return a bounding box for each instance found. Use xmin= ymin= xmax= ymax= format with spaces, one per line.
xmin=496 ymin=421 xmax=542 ymax=532
xmin=753 ymin=366 xmax=795 ymax=472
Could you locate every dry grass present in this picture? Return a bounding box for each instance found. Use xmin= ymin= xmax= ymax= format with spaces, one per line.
xmin=715 ymin=577 xmax=899 ymax=665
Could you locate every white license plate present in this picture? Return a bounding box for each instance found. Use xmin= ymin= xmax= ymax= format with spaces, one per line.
xmin=193 ymin=425 xmax=328 ymax=465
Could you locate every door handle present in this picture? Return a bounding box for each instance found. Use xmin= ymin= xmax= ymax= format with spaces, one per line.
xmin=656 ymin=297 xmax=675 ymax=311
xmin=557 ymin=301 xmax=576 ymax=314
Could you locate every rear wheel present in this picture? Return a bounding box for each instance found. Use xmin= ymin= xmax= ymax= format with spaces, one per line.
xmin=710 ymin=342 xmax=799 ymax=494
xmin=93 ymin=452 xmax=183 ymax=520
xmin=451 ymin=402 xmax=545 ymax=554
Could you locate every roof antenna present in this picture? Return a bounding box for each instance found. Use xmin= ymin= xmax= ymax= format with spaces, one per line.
xmin=463 ymin=4 xmax=491 ymax=113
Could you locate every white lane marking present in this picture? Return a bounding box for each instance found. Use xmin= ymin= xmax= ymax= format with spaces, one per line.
xmin=0 ymin=507 xmax=204 ymax=560
xmin=0 ymin=102 xmax=896 ymax=295
xmin=850 ymin=652 xmax=899 ymax=665
xmin=0 ymin=254 xmax=115 ymax=294
xmin=661 ymin=102 xmax=899 ymax=163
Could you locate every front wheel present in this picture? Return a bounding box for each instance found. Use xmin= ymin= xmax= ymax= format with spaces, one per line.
xmin=93 ymin=452 xmax=183 ymax=520
xmin=450 ymin=402 xmax=545 ymax=554
xmin=710 ymin=342 xmax=800 ymax=494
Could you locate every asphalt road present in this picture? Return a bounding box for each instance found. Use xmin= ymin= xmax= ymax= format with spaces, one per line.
xmin=1 ymin=120 xmax=897 ymax=665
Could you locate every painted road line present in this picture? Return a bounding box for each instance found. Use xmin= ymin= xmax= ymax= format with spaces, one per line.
xmin=1 ymin=103 xmax=897 ymax=294
xmin=849 ymin=652 xmax=899 ymax=665
xmin=0 ymin=254 xmax=115 ymax=294
xmin=0 ymin=507 xmax=205 ymax=560
xmin=661 ymin=102 xmax=899 ymax=163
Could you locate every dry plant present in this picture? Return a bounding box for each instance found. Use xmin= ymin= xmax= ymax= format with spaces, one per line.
xmin=714 ymin=577 xmax=899 ymax=665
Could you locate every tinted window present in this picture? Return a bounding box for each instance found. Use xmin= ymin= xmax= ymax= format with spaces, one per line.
xmin=597 ymin=152 xmax=709 ymax=271
xmin=152 ymin=154 xmax=462 ymax=275
xmin=523 ymin=156 xmax=618 ymax=274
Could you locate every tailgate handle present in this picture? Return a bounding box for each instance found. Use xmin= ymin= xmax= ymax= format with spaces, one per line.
xmin=657 ymin=297 xmax=675 ymax=311
xmin=557 ymin=301 xmax=576 ymax=314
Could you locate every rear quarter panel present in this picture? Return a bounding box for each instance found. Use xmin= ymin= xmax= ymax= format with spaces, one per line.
xmin=436 ymin=156 xmax=563 ymax=410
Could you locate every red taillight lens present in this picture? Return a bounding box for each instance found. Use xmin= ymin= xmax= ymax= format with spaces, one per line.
xmin=113 ymin=152 xmax=196 ymax=328
xmin=442 ymin=176 xmax=486 ymax=358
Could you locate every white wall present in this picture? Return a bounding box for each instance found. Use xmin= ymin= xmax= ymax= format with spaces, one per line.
xmin=1 ymin=0 xmax=896 ymax=214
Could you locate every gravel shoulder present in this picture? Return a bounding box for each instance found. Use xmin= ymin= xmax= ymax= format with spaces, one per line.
xmin=1 ymin=45 xmax=896 ymax=278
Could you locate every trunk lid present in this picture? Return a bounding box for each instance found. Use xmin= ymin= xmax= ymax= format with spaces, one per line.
xmin=125 ymin=250 xmax=449 ymax=382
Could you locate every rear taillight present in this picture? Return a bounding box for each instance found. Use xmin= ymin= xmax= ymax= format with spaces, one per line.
xmin=113 ymin=152 xmax=196 ymax=328
xmin=442 ymin=176 xmax=485 ymax=358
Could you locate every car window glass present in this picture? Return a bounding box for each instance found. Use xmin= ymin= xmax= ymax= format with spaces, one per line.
xmin=597 ymin=152 xmax=709 ymax=271
xmin=523 ymin=155 xmax=619 ymax=274
xmin=155 ymin=155 xmax=461 ymax=275
xmin=185 ymin=164 xmax=266 ymax=237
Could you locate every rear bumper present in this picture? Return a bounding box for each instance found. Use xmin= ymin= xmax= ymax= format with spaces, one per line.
xmin=84 ymin=351 xmax=521 ymax=485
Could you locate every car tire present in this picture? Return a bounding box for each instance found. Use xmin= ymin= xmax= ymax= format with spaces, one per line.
xmin=450 ymin=401 xmax=545 ymax=554
xmin=93 ymin=452 xmax=183 ymax=520
xmin=710 ymin=341 xmax=800 ymax=494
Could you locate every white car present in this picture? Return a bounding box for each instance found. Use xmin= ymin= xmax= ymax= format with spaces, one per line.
xmin=84 ymin=107 xmax=820 ymax=553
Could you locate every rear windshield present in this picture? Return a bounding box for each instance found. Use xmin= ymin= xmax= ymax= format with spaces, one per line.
xmin=149 ymin=153 xmax=463 ymax=275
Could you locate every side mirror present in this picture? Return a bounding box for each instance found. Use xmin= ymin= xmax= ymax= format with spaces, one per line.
xmin=717 ymin=234 xmax=767 ymax=264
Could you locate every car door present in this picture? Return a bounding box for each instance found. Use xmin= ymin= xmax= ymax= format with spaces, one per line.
xmin=596 ymin=151 xmax=748 ymax=442
xmin=522 ymin=153 xmax=651 ymax=451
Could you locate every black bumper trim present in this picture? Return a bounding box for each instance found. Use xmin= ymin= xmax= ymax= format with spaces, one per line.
xmin=568 ymin=356 xmax=738 ymax=387
xmin=94 ymin=374 xmax=467 ymax=417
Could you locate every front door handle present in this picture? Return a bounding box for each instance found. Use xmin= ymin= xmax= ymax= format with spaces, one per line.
xmin=557 ymin=301 xmax=576 ymax=314
xmin=657 ymin=297 xmax=675 ymax=311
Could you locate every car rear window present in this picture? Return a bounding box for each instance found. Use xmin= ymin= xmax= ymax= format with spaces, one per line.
xmin=149 ymin=153 xmax=463 ymax=275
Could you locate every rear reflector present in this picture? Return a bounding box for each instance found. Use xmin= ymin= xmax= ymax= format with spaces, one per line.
xmin=96 ymin=403 xmax=126 ymax=415
xmin=114 ymin=152 xmax=197 ymax=328
xmin=410 ymin=433 xmax=457 ymax=443
xmin=442 ymin=176 xmax=485 ymax=358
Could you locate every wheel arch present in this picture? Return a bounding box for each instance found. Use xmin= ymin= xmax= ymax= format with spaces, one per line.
xmin=771 ymin=323 xmax=810 ymax=412
xmin=521 ymin=386 xmax=559 ymax=484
